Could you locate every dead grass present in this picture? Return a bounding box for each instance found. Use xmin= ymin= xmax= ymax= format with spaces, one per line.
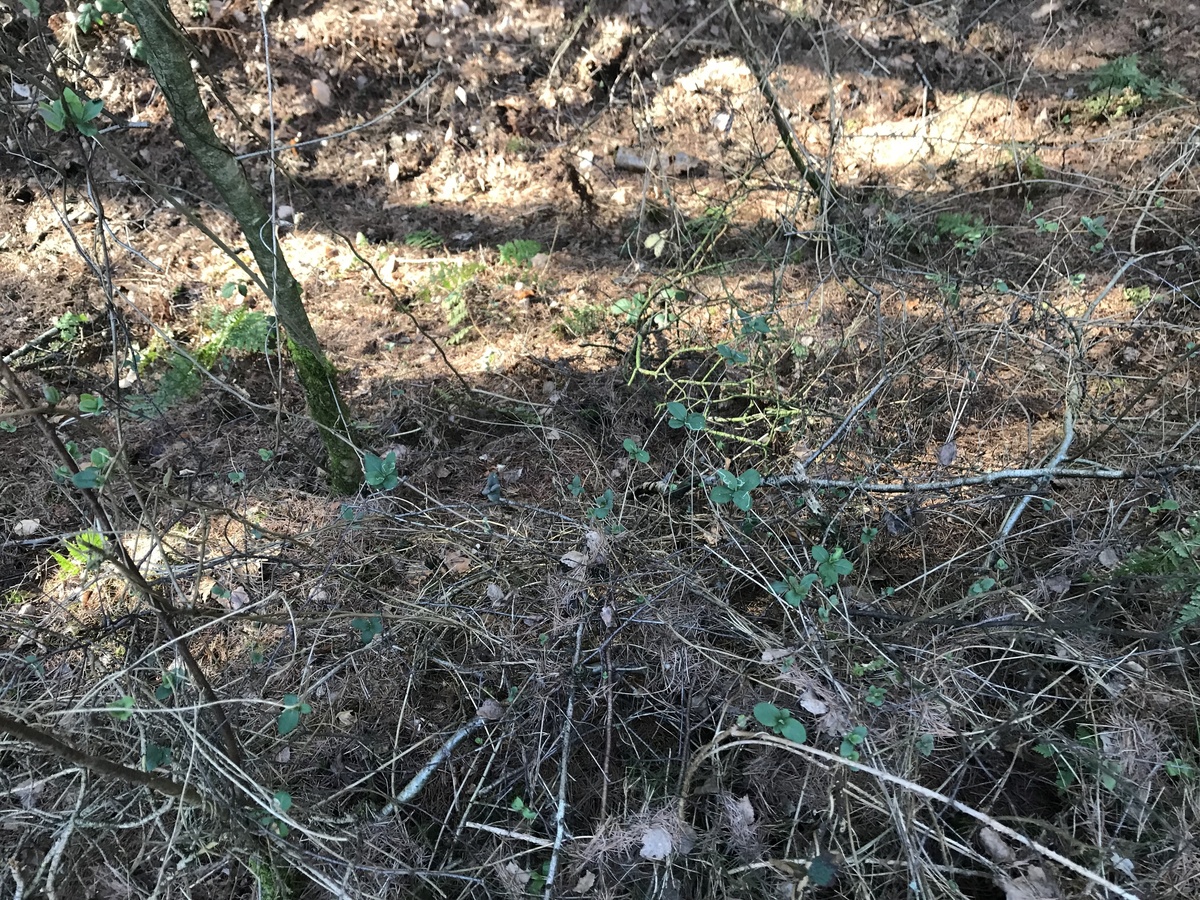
xmin=3 ymin=0 xmax=1200 ymax=898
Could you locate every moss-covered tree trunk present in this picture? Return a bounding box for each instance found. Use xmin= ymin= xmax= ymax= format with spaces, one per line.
xmin=124 ymin=0 xmax=362 ymax=492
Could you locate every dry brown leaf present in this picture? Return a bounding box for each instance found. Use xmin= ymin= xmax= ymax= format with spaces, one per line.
xmin=476 ymin=699 xmax=505 ymax=720
xmin=443 ymin=548 xmax=472 ymax=574
xmin=310 ymin=78 xmax=332 ymax=107
xmin=571 ymin=871 xmax=596 ymax=893
xmin=13 ymin=519 xmax=39 ymax=537
xmin=937 ymin=440 xmax=958 ymax=466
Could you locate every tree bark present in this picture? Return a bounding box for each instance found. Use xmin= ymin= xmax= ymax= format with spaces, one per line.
xmin=123 ymin=0 xmax=362 ymax=492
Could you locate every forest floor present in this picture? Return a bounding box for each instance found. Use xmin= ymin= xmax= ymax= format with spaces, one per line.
xmin=1 ymin=0 xmax=1199 ymax=898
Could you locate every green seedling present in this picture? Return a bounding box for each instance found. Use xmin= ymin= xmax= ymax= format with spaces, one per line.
xmin=51 ymin=529 xmax=106 ymax=576
xmin=155 ymin=670 xmax=186 ymax=701
xmin=840 ymin=725 xmax=867 ymax=761
xmin=351 ymin=615 xmax=383 ymax=645
xmin=1081 ymin=215 xmax=1108 ymax=251
xmin=364 ymin=451 xmax=399 ymax=490
xmin=39 ymin=87 xmax=105 ymax=137
xmin=665 ymin=401 xmax=705 ymax=431
xmin=567 ymin=475 xmax=585 ymax=497
xmin=710 ymin=468 xmax=761 ymax=512
xmin=752 ymin=701 xmax=807 ymax=744
xmin=108 ymin=696 xmax=135 ymax=721
xmin=772 ymin=572 xmax=820 ymax=607
xmin=812 ymin=545 xmax=852 ymax=587
xmin=588 ymin=489 xmax=614 ymax=520
xmin=716 ymin=343 xmax=748 ymax=364
xmin=1035 ymin=216 xmax=1060 ymax=234
xmin=260 ymin=790 xmax=293 ymax=836
xmin=622 ymin=438 xmax=650 ymax=464
xmin=404 ymin=229 xmax=442 ymax=250
xmin=144 ymin=742 xmax=172 ymax=772
xmin=510 ymin=796 xmax=537 ymax=821
xmin=78 ymin=393 xmax=104 ymax=415
xmin=497 ymin=239 xmax=541 ymax=266
xmin=865 ymin=685 xmax=887 ymax=707
xmin=968 ymin=576 xmax=997 ymax=595
xmin=277 ymin=694 xmax=312 ymax=736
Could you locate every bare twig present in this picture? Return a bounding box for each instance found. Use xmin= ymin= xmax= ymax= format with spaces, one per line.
xmin=0 ymin=712 xmax=202 ymax=804
xmin=543 ymin=618 xmax=586 ymax=900
xmin=683 ymin=728 xmax=1140 ymax=900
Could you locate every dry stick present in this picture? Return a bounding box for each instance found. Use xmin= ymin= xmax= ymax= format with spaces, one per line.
xmin=726 ymin=0 xmax=830 ymax=206
xmin=542 ymin=618 xmax=586 ymax=900
xmin=764 ymin=462 xmax=1200 ymax=494
xmin=994 ymin=246 xmax=1195 ymax=550
xmin=682 ymin=728 xmax=1140 ymax=900
xmin=0 ymin=711 xmax=202 ymax=805
xmin=376 ymin=715 xmax=488 ymax=818
xmin=0 ymin=359 xmax=244 ymax=766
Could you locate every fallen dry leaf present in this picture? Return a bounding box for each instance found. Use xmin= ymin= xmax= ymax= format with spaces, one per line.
xmin=476 ymin=699 xmax=505 ymax=720
xmin=310 ymin=78 xmax=332 ymax=107
xmin=443 ymin=548 xmax=472 ymax=574
xmin=640 ymin=826 xmax=673 ymax=860
xmin=937 ymin=440 xmax=958 ymax=467
xmin=13 ymin=519 xmax=39 ymax=537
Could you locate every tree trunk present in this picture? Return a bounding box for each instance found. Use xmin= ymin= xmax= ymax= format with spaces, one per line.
xmin=124 ymin=0 xmax=362 ymax=492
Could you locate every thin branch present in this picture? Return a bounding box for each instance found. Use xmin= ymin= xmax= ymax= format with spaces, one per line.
xmin=0 ymin=711 xmax=202 ymax=805
xmin=684 ymin=728 xmax=1140 ymax=900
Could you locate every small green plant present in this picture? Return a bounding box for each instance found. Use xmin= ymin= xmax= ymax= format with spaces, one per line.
xmin=497 ymin=239 xmax=541 ymax=266
xmin=716 ymin=343 xmax=748 ymax=364
xmin=39 ymin=87 xmax=105 ymax=137
xmin=52 ymin=529 xmax=107 ymax=576
xmin=510 ymin=796 xmax=537 ymax=821
xmin=865 ymin=685 xmax=886 ymax=707
xmin=419 ymin=262 xmax=483 ymax=344
xmin=934 ymin=212 xmax=992 ymax=254
xmin=351 ymin=615 xmax=383 ymax=645
xmin=915 ymin=734 xmax=935 ymax=757
xmin=144 ymin=742 xmax=172 ymax=772
xmin=622 ymin=438 xmax=650 ymax=464
xmin=666 ymin=401 xmax=705 ymax=431
xmin=1113 ymin=512 xmax=1200 ymax=637
xmin=772 ymin=572 xmax=820 ymax=607
xmin=1085 ymin=54 xmax=1174 ymax=118
xmin=840 ymin=725 xmax=867 ymax=761
xmin=108 ymin=695 xmax=135 ymax=721
xmin=155 ymin=670 xmax=186 ymax=701
xmin=220 ymin=280 xmax=249 ymax=300
xmin=1034 ymin=726 xmax=1121 ymax=791
xmin=567 ymin=475 xmax=585 ymax=498
xmin=812 ymin=545 xmax=853 ymax=587
xmin=199 ymin=307 xmax=275 ymax=366
xmin=1165 ymin=758 xmax=1197 ymax=779
xmin=78 ymin=393 xmax=104 ymax=415
xmin=588 ymin=489 xmax=614 ymax=520
xmin=710 ymin=468 xmax=761 ymax=512
xmin=55 ymin=311 xmax=89 ymax=342
xmin=752 ymin=701 xmax=807 ymax=743
xmin=277 ymin=694 xmax=312 ymax=736
xmin=1035 ymin=216 xmax=1060 ymax=234
xmin=968 ymin=575 xmax=997 ymax=595
xmin=557 ymin=304 xmax=606 ymax=338
xmin=364 ymin=451 xmax=399 ymax=490
xmin=404 ymin=229 xmax=443 ymax=250
xmin=75 ymin=0 xmax=125 ymax=34
xmin=925 ymin=272 xmax=961 ymax=307
xmin=260 ymin=790 xmax=293 ymax=836
xmin=227 ymin=470 xmax=245 ymax=484
xmin=1081 ymin=215 xmax=1108 ymax=251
